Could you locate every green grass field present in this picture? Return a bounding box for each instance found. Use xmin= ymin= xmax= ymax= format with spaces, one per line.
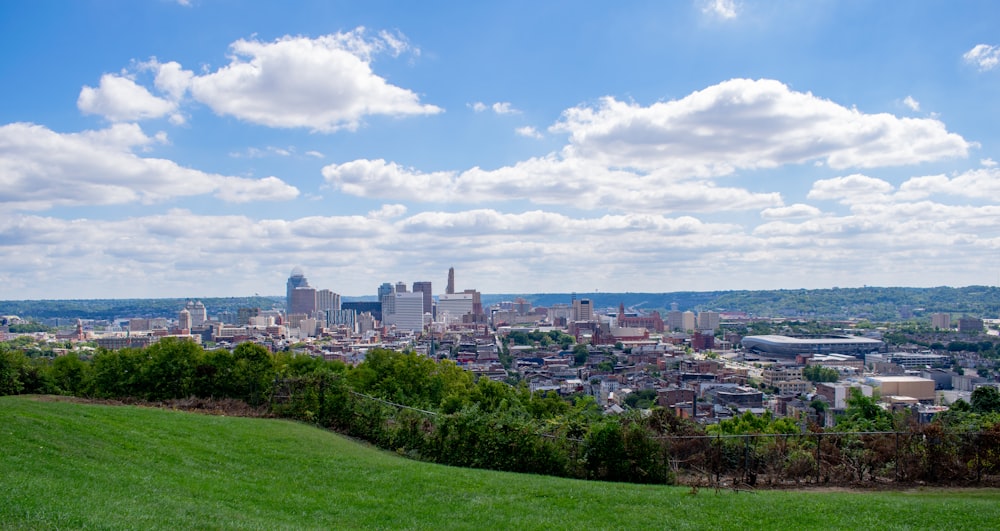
xmin=2 ymin=395 xmax=999 ymax=530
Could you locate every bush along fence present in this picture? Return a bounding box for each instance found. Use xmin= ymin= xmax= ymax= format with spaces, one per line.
xmin=270 ymin=372 xmax=1000 ymax=488
xmin=4 ymin=341 xmax=1000 ymax=487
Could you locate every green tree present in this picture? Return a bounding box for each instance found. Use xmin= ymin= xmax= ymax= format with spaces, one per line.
xmin=50 ymin=354 xmax=91 ymax=396
xmin=836 ymin=388 xmax=894 ymax=431
xmin=573 ymin=344 xmax=589 ymax=366
xmin=0 ymin=346 xmax=26 ymax=396
xmin=232 ymin=341 xmax=276 ymax=406
xmin=971 ymin=385 xmax=1000 ymax=414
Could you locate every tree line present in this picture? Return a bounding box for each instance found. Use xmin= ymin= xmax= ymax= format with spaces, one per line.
xmin=3 ymin=338 xmax=1000 ymax=486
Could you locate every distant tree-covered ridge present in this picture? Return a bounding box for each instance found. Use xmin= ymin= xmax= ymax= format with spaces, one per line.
xmin=3 ymin=286 xmax=999 ymax=322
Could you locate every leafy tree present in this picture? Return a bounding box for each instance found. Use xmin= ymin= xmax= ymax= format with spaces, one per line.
xmin=50 ymin=354 xmax=91 ymax=396
xmin=803 ymin=365 xmax=839 ymax=383
xmin=232 ymin=341 xmax=276 ymax=406
xmin=572 ymin=344 xmax=588 ymax=366
xmin=971 ymin=386 xmax=1000 ymax=415
xmin=836 ymin=388 xmax=894 ymax=431
xmin=0 ymin=346 xmax=26 ymax=395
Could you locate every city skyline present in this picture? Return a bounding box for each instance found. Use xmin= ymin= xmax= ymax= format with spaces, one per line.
xmin=3 ymin=1 xmax=1000 ymax=299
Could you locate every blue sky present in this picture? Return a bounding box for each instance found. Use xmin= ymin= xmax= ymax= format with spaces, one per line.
xmin=3 ymin=0 xmax=1000 ymax=299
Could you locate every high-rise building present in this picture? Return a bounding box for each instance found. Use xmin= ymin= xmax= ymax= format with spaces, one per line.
xmin=177 ymin=308 xmax=192 ymax=331
xmin=412 ymin=281 xmax=433 ymax=315
xmin=573 ymin=299 xmax=593 ymax=321
xmin=666 ymin=310 xmax=684 ymax=331
xmin=446 ymin=267 xmax=455 ymax=294
xmin=316 ymin=289 xmax=341 ymax=314
xmin=682 ymin=311 xmax=696 ymax=331
xmin=931 ymin=313 xmax=951 ymax=329
xmin=185 ymin=300 xmax=207 ymax=327
xmin=464 ymin=289 xmax=483 ymax=319
xmin=286 ymin=267 xmax=310 ymax=311
xmin=378 ymin=282 xmax=395 ymax=317
xmin=697 ymin=311 xmax=720 ymax=331
xmin=384 ymin=292 xmax=425 ymax=332
xmin=395 ymin=281 xmax=408 ymax=293
xmin=290 ymin=286 xmax=317 ymax=316
xmin=438 ymin=293 xmax=474 ymax=324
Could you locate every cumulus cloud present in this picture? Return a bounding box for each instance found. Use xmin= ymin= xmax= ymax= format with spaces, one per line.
xmin=78 ymin=73 xmax=177 ymax=122
xmin=964 ymin=44 xmax=1000 ymax=71
xmin=902 ymin=95 xmax=920 ymax=111
xmin=470 ymin=101 xmax=519 ymax=114
xmin=760 ymin=204 xmax=823 ymax=219
xmin=515 ymin=126 xmax=543 ymax=138
xmin=323 ymin=79 xmax=969 ymax=214
xmin=322 ymin=156 xmax=782 ymax=212
xmin=5 ymin=191 xmax=999 ymax=297
xmin=0 ymin=122 xmax=298 ymax=210
xmin=368 ymin=203 xmax=408 ymax=219
xmin=188 ymin=30 xmax=441 ymax=131
xmin=807 ymin=174 xmax=894 ymax=204
xmin=898 ymin=168 xmax=1000 ymax=200
xmin=552 ymin=79 xmax=970 ymax=172
xmin=700 ymin=0 xmax=739 ymax=20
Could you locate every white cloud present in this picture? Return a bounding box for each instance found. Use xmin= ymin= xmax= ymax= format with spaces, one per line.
xmin=6 ymin=193 xmax=999 ymax=298
xmin=982 ymin=158 xmax=997 ymax=167
xmin=0 ymin=122 xmax=299 ymax=210
xmin=368 ymin=204 xmax=408 ymax=219
xmin=964 ymin=44 xmax=1000 ymax=71
xmin=306 ymin=150 xmax=325 ymax=158
xmin=151 ymin=60 xmax=194 ymax=100
xmin=322 ymin=156 xmax=782 ymax=213
xmin=324 ymin=79 xmax=969 ymax=214
xmin=78 ymin=74 xmax=177 ymax=122
xmin=898 ymin=168 xmax=1000 ymax=200
xmin=903 ymin=95 xmax=920 ymax=111
xmin=470 ymin=101 xmax=519 ymax=114
xmin=188 ymin=30 xmax=441 ymax=132
xmin=492 ymin=102 xmax=518 ymax=114
xmin=552 ymin=79 xmax=970 ymax=172
xmin=515 ymin=126 xmax=542 ymax=138
xmin=700 ymin=0 xmax=738 ymax=20
xmin=760 ymin=204 xmax=822 ymax=219
xmin=807 ymin=174 xmax=894 ymax=204
xmin=214 ymin=176 xmax=300 ymax=203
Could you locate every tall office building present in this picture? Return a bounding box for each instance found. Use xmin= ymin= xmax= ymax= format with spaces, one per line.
xmin=286 ymin=267 xmax=310 ymax=311
xmin=666 ymin=310 xmax=683 ymax=331
xmin=290 ymin=286 xmax=317 ymax=316
xmin=682 ymin=311 xmax=696 ymax=331
xmin=384 ymin=292 xmax=425 ymax=332
xmin=185 ymin=300 xmax=207 ymax=327
xmin=446 ymin=267 xmax=455 ymax=294
xmin=378 ymin=282 xmax=395 ymax=317
xmin=697 ymin=311 xmax=720 ymax=331
xmin=177 ymin=308 xmax=192 ymax=331
xmin=412 ymin=281 xmax=433 ymax=315
xmin=395 ymin=281 xmax=408 ymax=293
xmin=931 ymin=313 xmax=951 ymax=329
xmin=573 ymin=299 xmax=593 ymax=321
xmin=316 ymin=289 xmax=341 ymax=314
xmin=438 ymin=292 xmax=474 ymax=324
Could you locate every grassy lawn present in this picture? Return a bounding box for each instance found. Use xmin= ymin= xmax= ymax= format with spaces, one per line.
xmin=2 ymin=395 xmax=999 ymax=530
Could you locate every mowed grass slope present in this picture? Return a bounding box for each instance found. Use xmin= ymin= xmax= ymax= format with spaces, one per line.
xmin=2 ymin=396 xmax=999 ymax=530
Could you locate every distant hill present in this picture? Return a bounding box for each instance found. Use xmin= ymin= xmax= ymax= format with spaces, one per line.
xmin=3 ymin=286 xmax=998 ymax=322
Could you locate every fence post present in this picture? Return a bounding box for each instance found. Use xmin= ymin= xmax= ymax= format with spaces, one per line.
xmin=895 ymin=431 xmax=900 ymax=483
xmin=815 ymin=432 xmax=821 ymax=484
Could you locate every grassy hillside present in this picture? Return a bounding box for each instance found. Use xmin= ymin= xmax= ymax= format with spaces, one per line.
xmin=3 ymin=396 xmax=999 ymax=530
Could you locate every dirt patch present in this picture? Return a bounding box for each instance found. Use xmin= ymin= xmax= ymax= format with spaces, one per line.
xmin=23 ymin=394 xmax=272 ymax=418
